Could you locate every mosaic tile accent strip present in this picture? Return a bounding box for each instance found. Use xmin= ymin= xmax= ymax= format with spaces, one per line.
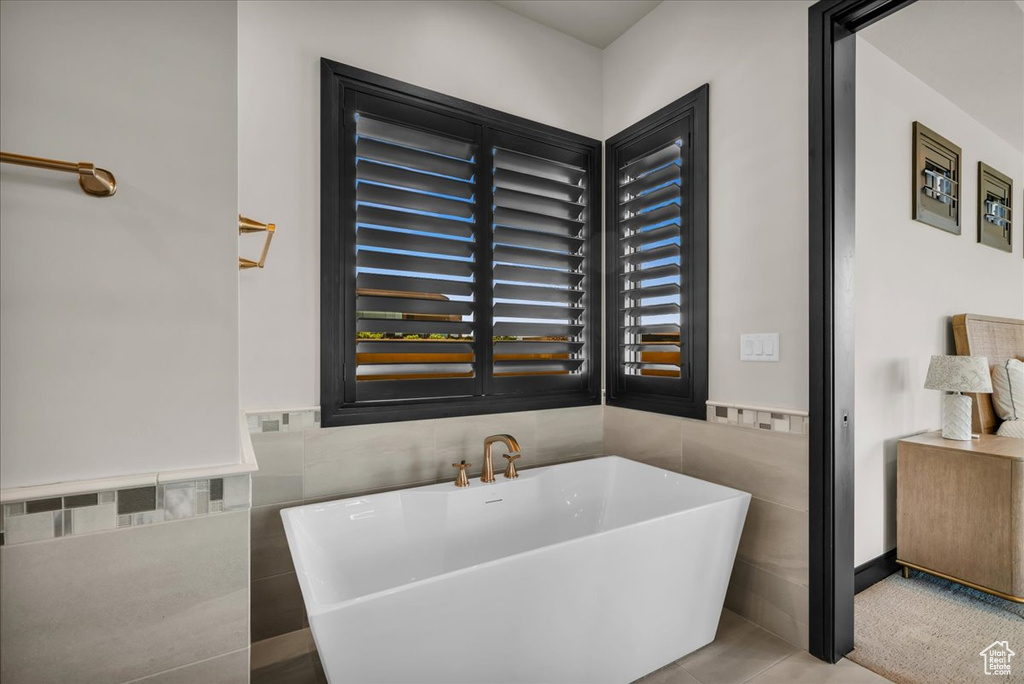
xmin=0 ymin=475 xmax=250 ymax=547
xmin=706 ymin=402 xmax=809 ymax=435
xmin=247 ymin=409 xmax=321 ymax=434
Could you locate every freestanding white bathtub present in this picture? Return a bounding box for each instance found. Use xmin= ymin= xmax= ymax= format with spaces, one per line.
xmin=282 ymin=456 xmax=750 ymax=684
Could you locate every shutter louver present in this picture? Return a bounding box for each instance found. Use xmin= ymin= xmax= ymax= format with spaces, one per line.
xmin=354 ymin=112 xmax=478 ymax=384
xmin=617 ymin=139 xmax=683 ymax=379
xmin=492 ymin=148 xmax=588 ymax=378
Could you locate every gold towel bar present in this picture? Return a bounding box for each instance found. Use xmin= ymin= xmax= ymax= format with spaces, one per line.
xmin=0 ymin=151 xmax=117 ymax=197
xmin=239 ymin=214 xmax=276 ymax=270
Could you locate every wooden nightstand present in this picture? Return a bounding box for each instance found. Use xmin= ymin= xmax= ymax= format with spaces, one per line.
xmin=896 ymin=430 xmax=1024 ymax=602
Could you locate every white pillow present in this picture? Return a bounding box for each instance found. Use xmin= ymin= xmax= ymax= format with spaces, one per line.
xmin=996 ymin=418 xmax=1024 ymax=438
xmin=991 ymin=358 xmax=1024 ymax=421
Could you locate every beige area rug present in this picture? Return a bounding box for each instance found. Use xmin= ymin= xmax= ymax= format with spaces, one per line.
xmin=849 ymin=569 xmax=1024 ymax=684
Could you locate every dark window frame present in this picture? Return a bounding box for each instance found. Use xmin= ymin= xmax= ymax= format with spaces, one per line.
xmin=604 ymin=85 xmax=710 ymax=419
xmin=320 ymin=58 xmax=602 ymax=427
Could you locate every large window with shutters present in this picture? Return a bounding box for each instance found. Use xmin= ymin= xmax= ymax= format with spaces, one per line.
xmin=321 ymin=60 xmax=601 ymax=426
xmin=605 ymin=85 xmax=709 ymax=418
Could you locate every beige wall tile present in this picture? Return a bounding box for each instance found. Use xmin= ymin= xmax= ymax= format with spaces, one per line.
xmin=303 ymin=419 xmax=437 ymax=499
xmin=678 ymin=420 xmax=808 ymax=511
xmin=756 ymin=588 xmax=809 ymax=651
xmin=604 ymin=406 xmax=682 ymax=472
xmin=133 ymin=647 xmax=248 ymax=684
xmin=726 ymin=559 xmax=808 ymax=649
xmin=736 ymin=497 xmax=808 ymax=587
xmin=724 ymin=559 xmax=760 ymax=624
xmin=250 ymin=431 xmax=304 ymax=506
xmin=251 ymin=502 xmax=300 ymax=580
xmin=0 ymin=512 xmax=248 ymax=684
xmin=536 ymin=405 xmax=604 ymax=464
xmin=251 ymin=572 xmax=305 ymax=642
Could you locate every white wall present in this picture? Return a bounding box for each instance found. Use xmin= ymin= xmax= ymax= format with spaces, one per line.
xmin=0 ymin=1 xmax=239 ymax=488
xmin=600 ymin=5 xmax=814 ymax=641
xmin=238 ymin=0 xmax=603 ymax=409
xmin=603 ymin=0 xmax=812 ymax=412
xmin=853 ymin=39 xmax=1024 ymax=565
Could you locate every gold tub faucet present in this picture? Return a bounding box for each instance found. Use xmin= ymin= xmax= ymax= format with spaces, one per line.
xmin=482 ymin=434 xmax=521 ymax=483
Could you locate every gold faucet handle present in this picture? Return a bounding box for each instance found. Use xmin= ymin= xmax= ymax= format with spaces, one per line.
xmin=503 ymin=453 xmax=521 ymax=479
xmin=452 ymin=460 xmax=471 ymax=488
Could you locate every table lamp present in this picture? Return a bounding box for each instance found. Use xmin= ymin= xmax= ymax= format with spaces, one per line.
xmin=924 ymin=355 xmax=992 ymax=440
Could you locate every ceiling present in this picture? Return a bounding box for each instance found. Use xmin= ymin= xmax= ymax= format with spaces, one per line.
xmin=860 ymin=0 xmax=1023 ymax=152
xmin=493 ymin=0 xmax=662 ymax=48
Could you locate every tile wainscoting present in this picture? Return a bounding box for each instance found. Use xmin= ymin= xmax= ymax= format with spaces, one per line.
xmin=0 ymin=501 xmax=251 ymax=684
xmin=247 ymin=405 xmax=604 ymax=643
xmin=0 ymin=416 xmax=257 ymax=683
xmin=605 ymin=406 xmax=810 ymax=649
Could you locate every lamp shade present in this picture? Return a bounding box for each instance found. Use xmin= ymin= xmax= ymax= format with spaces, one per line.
xmin=924 ymin=355 xmax=993 ymax=393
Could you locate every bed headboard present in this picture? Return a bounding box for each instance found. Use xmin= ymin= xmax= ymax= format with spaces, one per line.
xmin=952 ymin=314 xmax=1024 ymax=434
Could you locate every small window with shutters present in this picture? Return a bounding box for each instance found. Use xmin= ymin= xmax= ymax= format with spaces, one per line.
xmin=321 ymin=60 xmax=601 ymax=426
xmin=605 ymin=85 xmax=709 ymax=418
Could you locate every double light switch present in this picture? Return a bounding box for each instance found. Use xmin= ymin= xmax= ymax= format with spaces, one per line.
xmin=740 ymin=333 xmax=779 ymax=362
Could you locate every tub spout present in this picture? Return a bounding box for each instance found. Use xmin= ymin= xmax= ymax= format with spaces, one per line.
xmin=482 ymin=434 xmax=520 ymax=483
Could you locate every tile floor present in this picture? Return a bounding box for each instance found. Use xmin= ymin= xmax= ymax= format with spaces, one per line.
xmin=250 ymin=609 xmax=892 ymax=684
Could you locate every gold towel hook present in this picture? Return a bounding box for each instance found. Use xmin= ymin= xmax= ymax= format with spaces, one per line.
xmin=0 ymin=151 xmax=116 ymax=197
xmin=238 ymin=214 xmax=276 ymax=270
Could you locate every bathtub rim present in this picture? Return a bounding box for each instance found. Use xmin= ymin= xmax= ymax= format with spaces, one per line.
xmin=282 ymin=455 xmax=751 ymax=616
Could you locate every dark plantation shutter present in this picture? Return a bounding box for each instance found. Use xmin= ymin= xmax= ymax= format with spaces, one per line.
xmin=491 ymin=143 xmax=589 ymax=382
xmin=351 ymin=100 xmax=480 ymax=398
xmin=605 ymin=84 xmax=708 ymax=418
xmin=322 ymin=60 xmax=601 ymax=425
xmin=617 ymin=138 xmax=683 ymax=379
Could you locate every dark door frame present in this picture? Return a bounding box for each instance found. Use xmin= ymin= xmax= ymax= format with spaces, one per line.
xmin=807 ymin=0 xmax=917 ymax=664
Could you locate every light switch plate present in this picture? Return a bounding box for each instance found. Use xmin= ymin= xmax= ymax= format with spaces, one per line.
xmin=740 ymin=333 xmax=779 ymax=362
